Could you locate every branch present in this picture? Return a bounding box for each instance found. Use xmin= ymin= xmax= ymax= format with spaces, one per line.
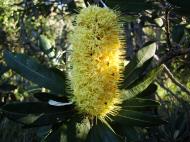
xmin=156 ymin=79 xmax=190 ymax=123
xmin=156 ymin=79 xmax=182 ymax=102
xmin=157 ymin=47 xmax=190 ymax=65
xmin=165 ymin=7 xmax=172 ymax=49
xmin=151 ymin=48 xmax=190 ymax=96
xmin=163 ymin=64 xmax=190 ymax=96
xmin=18 ymin=2 xmax=40 ymax=52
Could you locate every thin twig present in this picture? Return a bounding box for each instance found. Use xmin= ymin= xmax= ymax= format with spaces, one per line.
xmin=165 ymin=7 xmax=172 ymax=49
xmin=159 ymin=48 xmax=190 ymax=65
xmin=151 ymin=47 xmax=190 ymax=96
xmin=156 ymin=80 xmax=183 ymax=102
xmin=156 ymin=79 xmax=190 ymax=129
xmin=163 ymin=64 xmax=190 ymax=96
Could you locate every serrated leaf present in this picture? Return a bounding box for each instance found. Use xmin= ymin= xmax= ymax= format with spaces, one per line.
xmin=1 ymin=102 xmax=75 ymax=127
xmin=122 ymin=66 xmax=162 ymax=100
xmin=111 ymin=109 xmax=167 ymax=127
xmin=135 ymin=83 xmax=157 ymax=98
xmin=121 ymin=58 xmax=153 ymax=88
xmin=85 ymin=121 xmax=121 ymax=142
xmin=121 ymin=42 xmax=157 ymax=89
xmin=122 ymin=98 xmax=160 ymax=111
xmin=3 ymin=51 xmax=69 ymax=95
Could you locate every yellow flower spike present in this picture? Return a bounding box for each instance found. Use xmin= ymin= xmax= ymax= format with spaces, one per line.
xmin=69 ymin=6 xmax=125 ymax=120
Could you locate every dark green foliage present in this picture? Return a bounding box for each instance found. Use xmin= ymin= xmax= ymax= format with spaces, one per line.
xmin=1 ymin=102 xmax=76 ymax=127
xmin=86 ymin=121 xmax=121 ymax=142
xmin=33 ymin=92 xmax=69 ymax=102
xmin=122 ymin=98 xmax=160 ymax=111
xmin=167 ymin=0 xmax=190 ymax=16
xmin=1 ymin=0 xmax=190 ymax=141
xmin=105 ymin=0 xmax=156 ymax=13
xmin=4 ymin=51 xmax=68 ymax=95
xmin=1 ymin=47 xmax=165 ymax=141
xmin=172 ymin=25 xmax=185 ymax=43
xmin=124 ymin=66 xmax=163 ymax=99
xmin=121 ymin=42 xmax=157 ymax=89
xmin=111 ymin=109 xmax=166 ymax=127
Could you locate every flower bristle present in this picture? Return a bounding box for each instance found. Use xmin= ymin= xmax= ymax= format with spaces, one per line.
xmin=69 ymin=5 xmax=125 ymax=120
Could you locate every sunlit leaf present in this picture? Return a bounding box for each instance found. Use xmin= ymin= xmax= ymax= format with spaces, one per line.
xmin=121 ymin=42 xmax=157 ymax=89
xmin=122 ymin=65 xmax=162 ymax=100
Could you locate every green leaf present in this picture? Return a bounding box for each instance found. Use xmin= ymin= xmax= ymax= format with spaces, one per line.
xmin=122 ymin=98 xmax=160 ymax=111
xmin=135 ymin=83 xmax=157 ymax=98
xmin=39 ymin=35 xmax=52 ymax=51
xmin=121 ymin=42 xmax=157 ymax=89
xmin=67 ymin=120 xmax=77 ymax=142
xmin=122 ymin=66 xmax=162 ymax=99
xmin=76 ymin=119 xmax=91 ymax=141
xmin=111 ymin=109 xmax=167 ymax=127
xmin=112 ymin=124 xmax=139 ymax=141
xmin=120 ymin=15 xmax=138 ymax=23
xmin=121 ymin=58 xmax=153 ymax=88
xmin=85 ymin=121 xmax=121 ymax=142
xmin=105 ymin=0 xmax=155 ymax=13
xmin=67 ymin=118 xmax=91 ymax=142
xmin=3 ymin=51 xmax=69 ymax=95
xmin=154 ymin=18 xmax=164 ymax=27
xmin=1 ymin=102 xmax=75 ymax=127
xmin=39 ymin=35 xmax=55 ymax=58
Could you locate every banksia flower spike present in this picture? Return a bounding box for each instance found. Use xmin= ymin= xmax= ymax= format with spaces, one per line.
xmin=69 ymin=5 xmax=124 ymax=121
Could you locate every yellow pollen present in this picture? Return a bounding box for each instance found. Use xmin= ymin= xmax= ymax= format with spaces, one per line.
xmin=69 ymin=5 xmax=124 ymax=119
